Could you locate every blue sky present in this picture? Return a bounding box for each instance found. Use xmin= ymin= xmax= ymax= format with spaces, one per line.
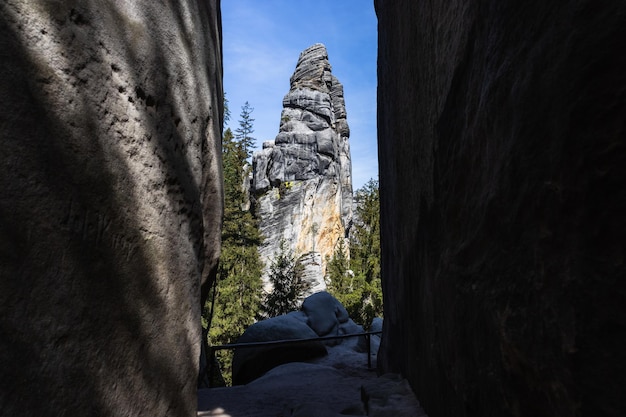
xmin=221 ymin=1 xmax=378 ymax=190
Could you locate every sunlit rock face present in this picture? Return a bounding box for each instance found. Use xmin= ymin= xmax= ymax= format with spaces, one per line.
xmin=252 ymin=44 xmax=353 ymax=293
xmin=0 ymin=1 xmax=222 ymax=416
xmin=376 ymin=1 xmax=626 ymax=417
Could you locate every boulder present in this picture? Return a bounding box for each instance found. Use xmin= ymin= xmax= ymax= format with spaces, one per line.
xmin=302 ymin=292 xmax=365 ymax=349
xmin=367 ymin=318 xmax=383 ymax=358
xmin=370 ymin=317 xmax=383 ymax=333
xmin=232 ymin=314 xmax=327 ymax=385
xmin=302 ymin=291 xmax=350 ymax=336
xmin=232 ymin=292 xmax=367 ymax=384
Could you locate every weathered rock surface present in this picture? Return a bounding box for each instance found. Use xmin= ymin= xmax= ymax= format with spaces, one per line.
xmin=0 ymin=2 xmax=223 ymax=416
xmin=301 ymin=290 xmax=366 ymax=350
xmin=199 ymin=354 xmax=425 ymax=417
xmin=252 ymin=44 xmax=353 ymax=293
xmin=232 ymin=292 xmax=365 ymax=385
xmin=361 ymin=374 xmax=426 ymax=417
xmin=231 ymin=312 xmax=327 ymax=385
xmin=376 ymin=1 xmax=626 ymax=417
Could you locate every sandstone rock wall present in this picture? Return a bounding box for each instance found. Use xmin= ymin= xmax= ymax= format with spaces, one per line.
xmin=252 ymin=44 xmax=352 ymax=292
xmin=376 ymin=1 xmax=626 ymax=416
xmin=0 ymin=2 xmax=222 ymax=416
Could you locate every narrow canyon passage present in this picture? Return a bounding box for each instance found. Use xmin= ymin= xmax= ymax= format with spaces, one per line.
xmin=1 ymin=1 xmax=624 ymax=417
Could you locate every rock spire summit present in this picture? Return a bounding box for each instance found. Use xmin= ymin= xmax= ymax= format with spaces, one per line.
xmin=252 ymin=43 xmax=353 ymax=293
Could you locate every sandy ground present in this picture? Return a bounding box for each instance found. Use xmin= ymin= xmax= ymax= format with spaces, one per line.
xmin=197 ymin=346 xmax=427 ymax=417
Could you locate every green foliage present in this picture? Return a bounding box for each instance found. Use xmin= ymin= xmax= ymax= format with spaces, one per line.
xmin=223 ymin=92 xmax=231 ymax=125
xmin=260 ymin=240 xmax=311 ymax=318
xmin=278 ymin=180 xmax=294 ymax=198
xmin=326 ymin=239 xmax=351 ymax=293
xmin=351 ymin=179 xmax=381 ymax=285
xmin=202 ymin=101 xmax=263 ymax=385
xmin=326 ymin=179 xmax=382 ymax=327
xmin=234 ymin=101 xmax=255 ymax=159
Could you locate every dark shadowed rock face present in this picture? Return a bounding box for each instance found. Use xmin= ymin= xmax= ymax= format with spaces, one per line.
xmin=0 ymin=1 xmax=222 ymax=416
xmin=376 ymin=1 xmax=626 ymax=417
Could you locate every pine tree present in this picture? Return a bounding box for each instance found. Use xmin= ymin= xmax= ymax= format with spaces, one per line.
xmin=202 ymin=102 xmax=264 ymax=385
xmin=325 ymin=238 xmax=351 ymax=293
xmin=351 ymin=179 xmax=381 ymax=284
xmin=261 ymin=240 xmax=311 ymax=318
xmin=326 ymin=179 xmax=382 ymax=327
xmin=223 ymin=93 xmax=231 ymax=125
xmin=234 ymin=101 xmax=255 ymax=159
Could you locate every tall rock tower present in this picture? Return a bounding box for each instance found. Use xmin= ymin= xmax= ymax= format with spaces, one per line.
xmin=252 ymin=43 xmax=353 ymax=293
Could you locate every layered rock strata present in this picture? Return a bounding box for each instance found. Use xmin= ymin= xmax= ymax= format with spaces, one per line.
xmin=252 ymin=44 xmax=352 ymax=292
xmin=0 ymin=2 xmax=223 ymax=416
xmin=376 ymin=1 xmax=626 ymax=417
